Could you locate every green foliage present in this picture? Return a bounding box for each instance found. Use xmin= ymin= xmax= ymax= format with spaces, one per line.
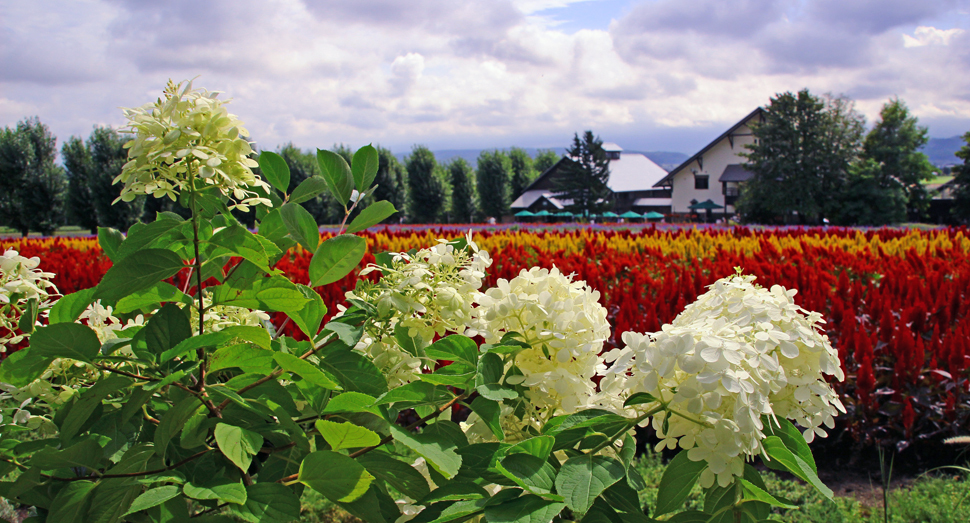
xmin=406 ymin=146 xmax=448 ymax=223
xmin=509 ymin=147 xmax=537 ymax=201
xmin=533 ymin=149 xmax=560 ymax=175
xmin=276 ymin=143 xmax=342 ymax=224
xmin=0 ymin=117 xmax=67 ymax=236
xmin=62 ymin=126 xmax=145 ymax=232
xmin=476 ymin=150 xmax=512 ymax=220
xmin=951 ymin=131 xmax=970 ymax=224
xmin=831 ymin=159 xmax=907 ymax=225
xmin=448 ymin=158 xmax=477 ymax=223
xmin=861 ymin=98 xmax=935 ymax=219
xmin=554 ymin=131 xmax=613 ymax=217
xmin=739 ymin=90 xmax=864 ymax=224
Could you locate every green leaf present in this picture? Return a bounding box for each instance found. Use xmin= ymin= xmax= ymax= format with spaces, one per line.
xmin=48 ymin=288 xmax=97 ymax=324
xmin=390 ymin=424 xmax=463 ymax=480
xmin=498 ymin=453 xmax=557 ymax=495
xmin=183 ymin=477 xmax=248 ymax=505
xmin=289 ymin=175 xmax=329 ymax=204
xmin=623 ymin=392 xmax=658 ymax=407
xmin=317 ymin=342 xmax=388 ymax=396
xmin=356 ymin=451 xmax=431 ymax=501
xmin=290 ymin=284 xmax=327 ymax=339
xmin=310 ymin=234 xmax=366 ymax=286
xmin=29 ymin=322 xmax=101 ymax=362
xmin=419 ymin=483 xmax=489 ymax=504
xmin=316 ymin=420 xmax=381 ymax=451
xmin=31 ymin=439 xmax=103 ymax=471
xmin=476 ymin=352 xmax=517 ymax=401
xmin=163 ymin=325 xmax=271 ymax=362
xmin=209 ymin=223 xmax=280 ymax=274
xmin=739 ymin=479 xmax=797 ymax=509
xmin=114 ymin=282 xmax=192 ymax=314
xmin=426 ymin=335 xmax=479 ymax=367
xmin=469 ymin=396 xmax=505 ymax=441
xmin=761 ymin=416 xmax=817 ymax=474
xmin=0 ymin=348 xmax=52 ymax=387
xmin=124 ymin=485 xmax=181 ymax=515
xmin=484 ymin=494 xmax=565 ymax=523
xmin=280 ymin=202 xmax=320 ymax=252
xmin=762 ymin=437 xmax=833 ymax=500
xmin=209 ymin=344 xmax=276 ymax=373
xmin=665 ymin=510 xmax=711 ymax=523
xmin=258 ymin=208 xmax=296 ymax=253
xmin=352 ymin=144 xmax=380 ymax=191
xmin=84 ymin=478 xmax=141 ymax=523
xmin=155 ymin=396 xmax=205 ymax=457
xmin=141 ymin=303 xmax=192 ymax=355
xmin=555 ymin=454 xmax=626 ymax=516
xmin=95 ymin=249 xmax=184 ymax=305
xmin=507 ymin=436 xmax=555 ymax=461
xmin=300 ymin=450 xmax=375 ymax=503
xmin=346 ymin=201 xmax=397 ymax=233
xmin=317 ymin=149 xmax=355 ymax=205
xmin=325 ymin=320 xmax=364 ymax=347
xmin=214 ymin=423 xmax=264 ymax=473
xmin=47 ymin=481 xmax=97 ymax=523
xmin=232 ymin=483 xmax=301 ymax=523
xmin=17 ymin=297 xmax=37 ymax=334
xmin=321 ymin=392 xmax=382 ymax=416
xmin=654 ymin=450 xmax=708 ymax=516
xmin=394 ymin=324 xmax=427 ymax=356
xmin=98 ymin=227 xmax=125 ymax=262
xmin=375 ymin=381 xmax=453 ymax=407
xmin=114 ymin=214 xmax=184 ymax=261
xmin=274 ymin=352 xmax=341 ymax=390
xmin=259 ymin=151 xmax=291 ymax=194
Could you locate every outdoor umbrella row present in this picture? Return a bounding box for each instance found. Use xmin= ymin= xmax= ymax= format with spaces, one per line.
xmin=514 ymin=210 xmax=666 ymax=221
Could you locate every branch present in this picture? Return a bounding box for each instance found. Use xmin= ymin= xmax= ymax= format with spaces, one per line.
xmin=5 ymin=449 xmax=214 ymax=483
xmin=95 ymin=363 xmax=157 ymax=382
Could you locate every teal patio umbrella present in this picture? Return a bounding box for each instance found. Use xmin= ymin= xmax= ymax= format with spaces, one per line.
xmin=688 ymin=199 xmax=723 ymax=222
xmin=619 ymin=211 xmax=642 ymax=220
xmin=602 ymin=211 xmax=619 ymax=221
xmin=514 ymin=210 xmax=535 ymax=217
xmin=534 ymin=210 xmax=553 ymax=221
xmin=643 ymin=211 xmax=665 ymax=220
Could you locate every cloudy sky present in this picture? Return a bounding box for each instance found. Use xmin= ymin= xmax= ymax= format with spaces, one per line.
xmin=1 ymin=0 xmax=968 ymax=156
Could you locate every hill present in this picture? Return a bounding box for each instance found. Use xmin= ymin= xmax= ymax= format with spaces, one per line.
xmin=922 ymin=136 xmax=964 ymax=167
xmin=394 ymin=148 xmax=688 ymax=172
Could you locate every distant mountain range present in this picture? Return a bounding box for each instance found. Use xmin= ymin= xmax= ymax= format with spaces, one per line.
xmin=922 ymin=136 xmax=965 ymax=167
xmin=394 ymin=148 xmax=689 ymax=172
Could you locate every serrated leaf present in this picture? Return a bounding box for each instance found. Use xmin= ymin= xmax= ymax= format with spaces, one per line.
xmin=317 ymin=149 xmax=354 ymax=205
xmin=0 ymin=348 xmax=52 ymax=387
xmin=352 ymin=144 xmax=379 ymax=191
xmin=300 ymin=450 xmax=375 ymax=502
xmin=259 ymin=151 xmax=291 ymax=194
xmin=654 ymin=450 xmax=707 ymax=516
xmin=555 ymin=454 xmax=626 ymax=516
xmin=310 ymin=234 xmax=366 ymax=286
xmin=347 ymin=201 xmax=397 ymax=233
xmin=214 ymin=423 xmax=264 ymax=473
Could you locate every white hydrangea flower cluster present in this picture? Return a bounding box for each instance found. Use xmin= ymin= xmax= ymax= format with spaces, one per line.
xmin=116 ymin=79 xmax=272 ymax=211
xmin=79 ymin=300 xmax=145 ymax=344
xmin=187 ymin=293 xmax=271 ymax=334
xmin=599 ymin=272 xmax=845 ymax=488
xmin=348 ymin=233 xmax=491 ymax=387
xmin=1 ymin=249 xmax=58 ymax=349
xmin=463 ymin=266 xmax=613 ymax=441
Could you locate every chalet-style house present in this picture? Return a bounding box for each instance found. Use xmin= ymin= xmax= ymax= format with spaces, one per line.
xmin=510 ymin=143 xmax=671 ymax=214
xmin=653 ymin=108 xmax=765 ymax=218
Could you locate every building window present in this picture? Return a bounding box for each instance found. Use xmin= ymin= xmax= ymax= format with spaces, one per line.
xmin=694 ymin=175 xmax=709 ymax=190
xmin=607 ymin=151 xmax=620 ymax=160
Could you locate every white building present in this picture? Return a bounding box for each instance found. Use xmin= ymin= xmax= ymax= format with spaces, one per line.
xmin=510 ymin=143 xmax=671 ymax=214
xmin=653 ymin=108 xmax=765 ymax=217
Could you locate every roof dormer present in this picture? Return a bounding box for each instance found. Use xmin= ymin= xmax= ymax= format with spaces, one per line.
xmin=602 ymin=142 xmax=622 ymax=160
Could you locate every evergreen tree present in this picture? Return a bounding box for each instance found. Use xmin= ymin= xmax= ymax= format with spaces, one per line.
xmin=739 ymin=90 xmax=863 ymax=224
xmin=476 ymin=150 xmax=512 ymax=220
xmin=373 ymin=146 xmax=406 ymax=222
xmin=951 ymin=131 xmax=970 ymax=224
xmin=276 ymin=143 xmax=341 ymax=224
xmin=0 ymin=117 xmax=66 ymax=236
xmin=406 ymin=146 xmax=447 ymax=223
xmin=554 ymin=131 xmax=612 ymax=217
xmin=861 ymin=98 xmax=935 ymax=219
xmin=508 ymin=147 xmax=536 ymax=200
xmin=533 ymin=149 xmax=561 ymax=174
xmin=448 ymin=158 xmax=477 ymax=223
xmin=832 ymin=159 xmax=907 ymax=225
xmin=62 ymin=136 xmax=99 ymax=233
xmin=62 ymin=127 xmax=144 ymax=231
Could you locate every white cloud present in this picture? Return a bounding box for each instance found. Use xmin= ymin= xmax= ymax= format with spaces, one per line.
xmin=903 ymin=26 xmax=966 ymax=47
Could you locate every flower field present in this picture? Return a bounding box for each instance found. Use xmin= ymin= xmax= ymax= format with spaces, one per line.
xmin=5 ymin=225 xmax=970 ymax=455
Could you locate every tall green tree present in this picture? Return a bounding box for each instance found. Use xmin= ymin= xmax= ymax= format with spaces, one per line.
xmin=373 ymin=146 xmax=406 ymax=222
xmin=554 ymin=131 xmax=612 ymax=217
xmin=0 ymin=117 xmax=66 ymax=236
xmin=406 ymin=146 xmax=447 ymax=223
xmin=276 ymin=143 xmax=342 ymax=224
xmin=448 ymin=158 xmax=477 ymax=223
xmin=832 ymin=159 xmax=907 ymax=225
xmin=534 ymin=149 xmax=560 ymax=174
xmin=739 ymin=90 xmax=864 ymax=224
xmin=861 ymin=98 xmax=935 ymax=219
xmin=476 ymin=150 xmax=512 ymax=220
xmin=63 ymin=127 xmax=144 ymax=232
xmin=951 ymin=131 xmax=970 ymax=224
xmin=508 ymin=147 xmax=536 ymax=200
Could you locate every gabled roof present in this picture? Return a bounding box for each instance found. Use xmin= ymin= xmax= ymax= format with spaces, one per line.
xmin=653 ymin=107 xmax=765 ymax=188
xmin=719 ymin=164 xmax=754 ymax=182
xmin=512 ymin=150 xmax=668 ymax=205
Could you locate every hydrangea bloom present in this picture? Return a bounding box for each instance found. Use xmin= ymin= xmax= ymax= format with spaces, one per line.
xmin=1 ymin=249 xmax=58 ymax=349
xmin=79 ymin=300 xmax=144 ymax=344
xmin=463 ymin=266 xmax=614 ymax=441
xmin=599 ymin=271 xmax=845 ymax=488
xmin=116 ymin=79 xmax=272 ymax=210
xmin=187 ymin=293 xmax=271 ymax=335
xmin=348 ymin=233 xmax=492 ymax=387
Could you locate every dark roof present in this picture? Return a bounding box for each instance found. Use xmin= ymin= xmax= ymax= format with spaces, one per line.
xmin=517 ymin=157 xmax=568 ymax=194
xmin=719 ymin=164 xmax=754 ymax=182
xmin=653 ymin=107 xmax=765 ymax=188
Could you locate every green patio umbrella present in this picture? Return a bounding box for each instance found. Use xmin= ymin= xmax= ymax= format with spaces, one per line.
xmin=534 ymin=210 xmax=553 ymax=218
xmin=643 ymin=211 xmax=665 ymax=220
xmin=602 ymin=211 xmax=619 ymax=219
xmin=514 ymin=210 xmax=535 ymax=217
xmin=619 ymin=211 xmax=642 ymax=219
xmin=555 ymin=211 xmax=573 ymax=217
xmin=688 ymin=199 xmax=724 ymax=223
